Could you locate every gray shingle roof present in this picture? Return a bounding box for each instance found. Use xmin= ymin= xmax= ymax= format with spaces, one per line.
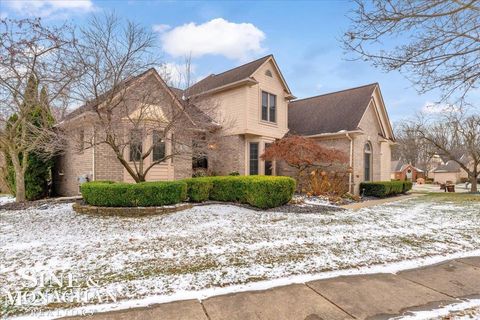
xmin=288 ymin=83 xmax=378 ymax=136
xmin=63 ymin=68 xmax=157 ymax=122
xmin=433 ymin=161 xmax=461 ymax=172
xmin=391 ymin=160 xmax=403 ymax=172
xmin=186 ymin=55 xmax=271 ymax=96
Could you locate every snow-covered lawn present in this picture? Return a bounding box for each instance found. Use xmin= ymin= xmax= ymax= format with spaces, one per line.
xmin=1 ymin=195 xmax=480 ymax=318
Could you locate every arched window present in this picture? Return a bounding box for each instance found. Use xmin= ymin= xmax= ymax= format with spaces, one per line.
xmin=364 ymin=142 xmax=372 ymax=181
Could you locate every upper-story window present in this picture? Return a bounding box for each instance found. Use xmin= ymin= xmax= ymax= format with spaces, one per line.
xmin=261 ymin=91 xmax=276 ymax=123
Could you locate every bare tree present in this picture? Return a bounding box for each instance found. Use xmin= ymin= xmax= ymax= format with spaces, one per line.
xmin=343 ymin=0 xmax=480 ymax=99
xmin=413 ymin=106 xmax=480 ymax=192
xmin=393 ymin=121 xmax=435 ymax=172
xmin=0 ymin=18 xmax=75 ymax=202
xmin=69 ymin=14 xmax=221 ymax=182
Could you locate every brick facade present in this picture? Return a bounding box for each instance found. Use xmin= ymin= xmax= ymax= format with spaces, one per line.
xmin=53 ymin=127 xmax=94 ymax=196
xmin=94 ymin=142 xmax=124 ymax=181
xmin=208 ymin=135 xmax=246 ymax=175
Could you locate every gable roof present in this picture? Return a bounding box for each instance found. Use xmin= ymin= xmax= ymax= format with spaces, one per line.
xmin=185 ymin=54 xmax=293 ymax=98
xmin=288 ymin=83 xmax=378 ymax=136
xmin=391 ymin=159 xmax=403 ymax=172
xmin=391 ymin=160 xmax=424 ymax=173
xmin=62 ymin=68 xmax=156 ymax=122
xmin=61 ymin=69 xmax=191 ymax=124
xmin=186 ymin=55 xmax=270 ymax=96
xmin=433 ymin=160 xmax=461 ymax=173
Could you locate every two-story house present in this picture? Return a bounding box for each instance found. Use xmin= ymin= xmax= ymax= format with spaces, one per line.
xmin=185 ymin=55 xmax=294 ymax=176
xmin=54 ymin=54 xmax=395 ymax=196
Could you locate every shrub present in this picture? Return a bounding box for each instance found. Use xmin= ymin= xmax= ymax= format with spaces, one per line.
xmin=182 ymin=176 xmax=296 ymax=208
xmin=81 ymin=181 xmax=187 ymax=207
xmin=360 ymin=181 xmax=406 ymax=198
xmin=228 ymin=171 xmax=240 ymax=176
xmin=243 ymin=176 xmax=296 ymax=209
xmin=208 ymin=176 xmax=248 ymax=202
xmin=403 ymin=181 xmax=413 ymax=192
xmin=184 ymin=178 xmax=213 ymax=202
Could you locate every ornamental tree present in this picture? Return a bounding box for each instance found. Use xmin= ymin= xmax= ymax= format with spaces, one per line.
xmin=261 ymin=135 xmax=348 ymax=191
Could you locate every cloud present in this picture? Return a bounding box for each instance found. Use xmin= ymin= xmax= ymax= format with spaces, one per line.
xmin=156 ymin=62 xmax=197 ymax=88
xmin=3 ymin=0 xmax=94 ymax=18
xmin=152 ymin=24 xmax=170 ymax=33
xmin=422 ymin=101 xmax=460 ymax=114
xmin=158 ymin=18 xmax=266 ymax=61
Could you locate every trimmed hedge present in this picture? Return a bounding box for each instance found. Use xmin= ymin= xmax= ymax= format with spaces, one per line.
xmin=81 ymin=176 xmax=295 ymax=209
xmin=403 ymin=181 xmax=413 ymax=193
xmin=183 ymin=178 xmax=213 ymax=202
xmin=243 ymin=176 xmax=296 ymax=209
xmin=81 ymin=181 xmax=187 ymax=207
xmin=360 ymin=180 xmax=412 ymax=198
xmin=184 ymin=176 xmax=296 ymax=208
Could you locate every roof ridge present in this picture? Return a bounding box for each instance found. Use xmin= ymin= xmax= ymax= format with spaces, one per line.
xmin=189 ymin=54 xmax=272 ymax=90
xmin=209 ymin=54 xmax=272 ymax=78
xmin=290 ymin=83 xmax=378 ymax=104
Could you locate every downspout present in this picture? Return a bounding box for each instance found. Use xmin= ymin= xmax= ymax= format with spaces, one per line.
xmin=346 ymin=133 xmax=353 ymax=194
xmin=92 ymin=127 xmax=96 ymax=181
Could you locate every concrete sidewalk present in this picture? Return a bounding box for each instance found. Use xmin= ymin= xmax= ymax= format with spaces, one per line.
xmin=64 ymin=257 xmax=480 ymax=320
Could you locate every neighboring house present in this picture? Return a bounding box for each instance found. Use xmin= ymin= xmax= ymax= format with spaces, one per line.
xmin=391 ymin=160 xmax=424 ymax=181
xmin=429 ymin=155 xmax=472 ymax=184
xmin=55 ymin=55 xmax=395 ymax=195
xmin=286 ymin=83 xmax=395 ymax=194
xmin=430 ymin=161 xmax=464 ymax=184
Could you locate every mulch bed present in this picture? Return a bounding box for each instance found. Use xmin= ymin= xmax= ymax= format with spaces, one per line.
xmin=0 ymin=198 xmax=76 ymax=211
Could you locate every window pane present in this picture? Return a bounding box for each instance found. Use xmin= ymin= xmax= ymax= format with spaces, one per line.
xmin=364 ymin=153 xmax=371 ymax=181
xmin=261 ymin=91 xmax=268 ymax=121
xmin=130 ymin=130 xmax=142 ymax=161
xmin=264 ymin=143 xmax=273 ymax=175
xmin=269 ymin=94 xmax=276 ymax=122
xmin=152 ymin=130 xmax=165 ymax=162
xmin=249 ymin=142 xmax=259 ymax=175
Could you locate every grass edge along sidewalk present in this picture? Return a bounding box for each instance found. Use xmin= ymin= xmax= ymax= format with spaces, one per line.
xmin=61 ymin=256 xmax=480 ymax=320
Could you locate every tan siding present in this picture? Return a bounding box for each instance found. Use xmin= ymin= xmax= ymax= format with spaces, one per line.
xmin=247 ymin=60 xmax=289 ymax=138
xmin=123 ymin=130 xmax=175 ymax=182
xmin=210 ymin=86 xmax=248 ymax=135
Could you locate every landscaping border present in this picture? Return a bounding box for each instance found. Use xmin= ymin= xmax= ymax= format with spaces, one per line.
xmin=72 ymin=202 xmax=193 ymax=216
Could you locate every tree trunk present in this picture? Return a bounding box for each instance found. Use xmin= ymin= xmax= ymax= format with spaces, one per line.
xmin=471 ymin=173 xmax=478 ymax=193
xmin=10 ymin=153 xmax=26 ymax=202
xmin=15 ymin=170 xmax=26 ymax=202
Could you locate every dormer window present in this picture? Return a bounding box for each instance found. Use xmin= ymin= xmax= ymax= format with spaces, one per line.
xmin=265 ymin=70 xmax=273 ymax=77
xmin=261 ymin=91 xmax=276 ymax=123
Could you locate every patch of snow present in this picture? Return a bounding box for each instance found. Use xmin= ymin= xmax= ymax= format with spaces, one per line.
xmin=1 ymin=197 xmax=480 ymax=318
xmin=394 ymin=298 xmax=480 ymax=320
xmin=0 ymin=195 xmax=15 ymax=205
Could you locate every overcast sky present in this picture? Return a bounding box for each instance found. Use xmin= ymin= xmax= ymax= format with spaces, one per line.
xmin=2 ymin=0 xmax=465 ymax=122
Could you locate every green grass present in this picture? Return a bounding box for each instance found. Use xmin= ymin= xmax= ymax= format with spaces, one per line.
xmin=421 ymin=193 xmax=480 ymax=203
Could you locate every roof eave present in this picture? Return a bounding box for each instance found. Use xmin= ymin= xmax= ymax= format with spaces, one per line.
xmin=187 ymin=77 xmax=259 ymax=98
xmin=304 ymin=129 xmax=364 ymax=139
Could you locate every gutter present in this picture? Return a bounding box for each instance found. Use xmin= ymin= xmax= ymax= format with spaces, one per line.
xmin=305 ymin=130 xmax=363 ymax=139
xmin=92 ymin=127 xmax=96 ymax=181
xmin=187 ymin=78 xmax=258 ymax=98
xmin=346 ymin=133 xmax=354 ymax=194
